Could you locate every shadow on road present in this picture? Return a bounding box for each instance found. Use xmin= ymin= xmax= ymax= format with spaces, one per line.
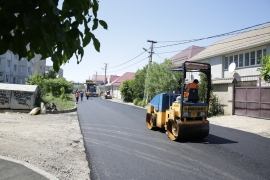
xmin=177 ymin=134 xmax=238 ymax=144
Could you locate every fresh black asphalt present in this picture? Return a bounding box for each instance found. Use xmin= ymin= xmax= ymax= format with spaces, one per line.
xmin=77 ymin=98 xmax=270 ymax=180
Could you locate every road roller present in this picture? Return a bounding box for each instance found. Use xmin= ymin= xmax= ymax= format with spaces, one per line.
xmin=146 ymin=61 xmax=211 ymax=141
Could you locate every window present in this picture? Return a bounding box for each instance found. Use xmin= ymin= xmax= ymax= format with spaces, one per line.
xmin=224 ymin=48 xmax=266 ymax=70
xmin=20 ymin=66 xmax=24 ymax=72
xmin=7 ymin=60 xmax=11 ymax=68
xmin=6 ymin=75 xmax=10 ymax=82
xmin=245 ymin=52 xmax=250 ymax=66
xmin=256 ymin=50 xmax=262 ymax=64
xmin=14 ymin=64 xmax=17 ymax=71
xmin=234 ymin=55 xmax=238 ymax=67
xmin=28 ymin=67 xmax=30 ymax=73
xmin=224 ymin=57 xmax=229 ymax=69
xmin=13 ymin=77 xmax=16 ymax=83
xmin=0 ymin=58 xmax=1 ymax=65
xmin=40 ymin=66 xmax=42 ymax=70
xmin=239 ymin=54 xmax=243 ymax=67
xmin=250 ymin=51 xmax=255 ymax=65
xmin=20 ymin=78 xmax=23 ymax=84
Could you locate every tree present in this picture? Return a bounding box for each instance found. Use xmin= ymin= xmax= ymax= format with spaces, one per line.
xmin=0 ymin=0 xmax=108 ymax=72
xmin=132 ymin=66 xmax=147 ymax=100
xmin=146 ymin=59 xmax=182 ymax=101
xmin=120 ymin=79 xmax=134 ymax=102
xmin=258 ymin=54 xmax=270 ymax=82
xmin=198 ymin=73 xmax=214 ymax=102
xmin=45 ymin=70 xmax=57 ymax=79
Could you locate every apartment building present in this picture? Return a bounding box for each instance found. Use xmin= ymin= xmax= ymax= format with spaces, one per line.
xmin=0 ymin=50 xmax=46 ymax=84
xmin=45 ymin=66 xmax=63 ymax=78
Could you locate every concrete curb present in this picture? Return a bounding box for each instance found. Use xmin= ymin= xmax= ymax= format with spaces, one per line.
xmin=0 ymin=155 xmax=58 ymax=180
xmin=0 ymin=103 xmax=77 ymax=114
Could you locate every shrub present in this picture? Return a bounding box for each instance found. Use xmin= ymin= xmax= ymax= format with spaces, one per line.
xmin=208 ymin=94 xmax=223 ymax=117
xmin=45 ymin=78 xmax=73 ymax=97
xmin=133 ymin=98 xmax=139 ymax=105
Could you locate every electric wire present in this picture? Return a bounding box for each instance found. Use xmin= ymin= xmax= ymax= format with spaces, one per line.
xmin=107 ymin=57 xmax=148 ymax=73
xmin=155 ymin=22 xmax=270 ymax=48
xmin=108 ymin=50 xmax=147 ymax=69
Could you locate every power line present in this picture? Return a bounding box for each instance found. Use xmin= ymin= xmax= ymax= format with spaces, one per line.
xmin=155 ymin=22 xmax=270 ymax=48
xmin=107 ymin=57 xmax=148 ymax=73
xmin=108 ymin=50 xmax=148 ymax=69
xmin=155 ymin=32 xmax=270 ymax=55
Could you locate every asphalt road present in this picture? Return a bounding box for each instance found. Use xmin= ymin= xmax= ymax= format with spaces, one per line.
xmin=77 ymin=98 xmax=270 ymax=180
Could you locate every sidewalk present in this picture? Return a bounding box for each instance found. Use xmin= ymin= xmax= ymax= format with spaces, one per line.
xmin=108 ymin=98 xmax=270 ymax=139
xmin=0 ymin=156 xmax=57 ymax=180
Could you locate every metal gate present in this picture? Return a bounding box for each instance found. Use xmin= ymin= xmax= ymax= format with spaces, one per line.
xmin=234 ymin=76 xmax=270 ymax=119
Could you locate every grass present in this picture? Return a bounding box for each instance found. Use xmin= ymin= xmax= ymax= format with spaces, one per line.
xmin=41 ymin=93 xmax=75 ymax=110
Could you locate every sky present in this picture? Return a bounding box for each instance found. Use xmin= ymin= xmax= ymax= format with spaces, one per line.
xmin=46 ymin=0 xmax=270 ymax=82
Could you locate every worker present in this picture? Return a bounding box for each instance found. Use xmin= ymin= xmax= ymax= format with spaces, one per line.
xmin=80 ymin=91 xmax=84 ymax=101
xmin=86 ymin=91 xmax=90 ymax=100
xmin=75 ymin=92 xmax=79 ymax=103
xmin=184 ymin=79 xmax=199 ymax=98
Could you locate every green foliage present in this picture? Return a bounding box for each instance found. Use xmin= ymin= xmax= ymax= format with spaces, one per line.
xmin=42 ymin=93 xmax=75 ymax=110
xmin=45 ymin=78 xmax=73 ymax=97
xmin=25 ymin=72 xmax=46 ymax=105
xmin=258 ymin=54 xmax=270 ymax=82
xmin=133 ymin=98 xmax=140 ymax=105
xmin=45 ymin=70 xmax=57 ymax=79
xmin=0 ymin=0 xmax=107 ymax=72
xmin=208 ymin=93 xmax=223 ymax=117
xmin=146 ymin=59 xmax=182 ymax=101
xmin=132 ymin=67 xmax=147 ymax=100
xmin=120 ymin=79 xmax=134 ymax=102
xmin=198 ymin=73 xmax=214 ymax=102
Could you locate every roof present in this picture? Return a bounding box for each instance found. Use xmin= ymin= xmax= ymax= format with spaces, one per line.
xmin=191 ymin=24 xmax=270 ymax=61
xmin=92 ymin=75 xmax=109 ymax=82
xmin=110 ymin=72 xmax=135 ymax=86
xmin=0 ymin=83 xmax=38 ymax=92
xmin=109 ymin=75 xmax=120 ymax=83
xmin=170 ymin=45 xmax=205 ymax=64
xmin=212 ymin=78 xmax=235 ymax=84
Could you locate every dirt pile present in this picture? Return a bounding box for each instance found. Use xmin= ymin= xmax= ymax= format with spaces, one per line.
xmin=0 ymin=112 xmax=90 ymax=180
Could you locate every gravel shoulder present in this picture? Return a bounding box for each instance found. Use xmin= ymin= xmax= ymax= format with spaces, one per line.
xmin=0 ymin=112 xmax=90 ymax=180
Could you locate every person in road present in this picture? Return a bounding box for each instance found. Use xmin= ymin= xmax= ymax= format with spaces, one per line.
xmin=86 ymin=91 xmax=91 ymax=100
xmin=184 ymin=79 xmax=199 ymax=98
xmin=80 ymin=91 xmax=84 ymax=101
xmin=75 ymin=91 xmax=79 ymax=103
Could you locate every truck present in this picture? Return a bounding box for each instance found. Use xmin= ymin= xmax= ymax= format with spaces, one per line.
xmin=146 ymin=61 xmax=211 ymax=141
xmin=85 ymin=80 xmax=99 ymax=97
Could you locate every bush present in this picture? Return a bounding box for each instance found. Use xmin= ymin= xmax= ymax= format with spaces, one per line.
xmin=208 ymin=94 xmax=223 ymax=117
xmin=133 ymin=98 xmax=139 ymax=105
xmin=45 ymin=78 xmax=73 ymax=97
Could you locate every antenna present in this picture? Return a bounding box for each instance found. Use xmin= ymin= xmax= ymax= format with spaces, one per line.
xmin=228 ymin=62 xmax=236 ymax=74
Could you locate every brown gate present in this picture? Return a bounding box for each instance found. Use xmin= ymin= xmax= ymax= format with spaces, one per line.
xmin=234 ymin=76 xmax=270 ymax=119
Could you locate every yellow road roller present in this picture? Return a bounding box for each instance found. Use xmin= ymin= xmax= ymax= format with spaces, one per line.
xmin=146 ymin=61 xmax=211 ymax=141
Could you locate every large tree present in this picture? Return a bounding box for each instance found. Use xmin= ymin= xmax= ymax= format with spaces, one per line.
xmin=0 ymin=0 xmax=107 ymax=72
xmin=258 ymin=54 xmax=270 ymax=82
xmin=146 ymin=59 xmax=182 ymax=101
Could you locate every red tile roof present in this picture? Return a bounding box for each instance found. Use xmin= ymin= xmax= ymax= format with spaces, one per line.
xmin=111 ymin=72 xmax=135 ymax=86
xmin=170 ymin=45 xmax=205 ymax=65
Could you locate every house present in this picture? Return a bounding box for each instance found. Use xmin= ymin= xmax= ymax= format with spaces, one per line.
xmin=189 ymin=24 xmax=270 ymax=80
xmin=104 ymin=72 xmax=135 ymax=99
xmin=183 ymin=24 xmax=270 ymax=118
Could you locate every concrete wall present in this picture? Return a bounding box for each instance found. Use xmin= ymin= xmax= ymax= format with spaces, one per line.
xmin=212 ymin=83 xmax=234 ymax=115
xmin=0 ymin=89 xmax=37 ymax=109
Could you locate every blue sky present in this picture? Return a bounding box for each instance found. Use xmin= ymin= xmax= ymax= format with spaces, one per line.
xmin=46 ymin=0 xmax=270 ymax=82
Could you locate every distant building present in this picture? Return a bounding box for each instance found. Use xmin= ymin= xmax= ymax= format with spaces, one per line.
xmin=45 ymin=66 xmax=63 ymax=78
xmin=0 ymin=50 xmax=45 ymax=84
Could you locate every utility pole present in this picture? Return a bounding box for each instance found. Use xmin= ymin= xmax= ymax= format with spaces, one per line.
xmin=143 ymin=40 xmax=157 ymax=103
xmin=104 ymin=63 xmax=107 ymax=93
